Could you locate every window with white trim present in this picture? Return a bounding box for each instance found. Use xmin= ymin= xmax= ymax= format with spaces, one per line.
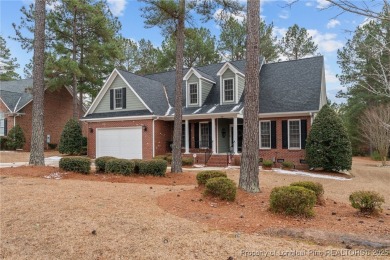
xmin=260 ymin=121 xmax=271 ymax=149
xmin=189 ymin=83 xmax=198 ymax=104
xmin=199 ymin=122 xmax=209 ymax=148
xmin=114 ymin=88 xmax=123 ymax=109
xmin=223 ymin=79 xmax=234 ymax=102
xmin=0 ymin=113 xmax=5 ymax=136
xmin=288 ymin=120 xmax=301 ymax=149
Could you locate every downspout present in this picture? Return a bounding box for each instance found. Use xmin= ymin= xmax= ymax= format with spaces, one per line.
xmin=309 ymin=112 xmax=314 ymax=125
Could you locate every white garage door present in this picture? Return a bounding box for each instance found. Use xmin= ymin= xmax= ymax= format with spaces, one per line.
xmin=96 ymin=127 xmax=142 ymax=159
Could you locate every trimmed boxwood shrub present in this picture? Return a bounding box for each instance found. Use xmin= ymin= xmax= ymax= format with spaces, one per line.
xmin=282 ymin=161 xmax=294 ymax=169
xmin=349 ymin=191 xmax=385 ymax=214
xmin=196 ymin=170 xmax=227 ymax=186
xmin=270 ymin=186 xmax=316 ymax=217
xmin=262 ymin=160 xmax=273 ymax=168
xmin=58 ymin=118 xmax=83 ymax=155
xmin=105 ymin=159 xmax=135 ymax=175
xmin=130 ymin=159 xmax=142 ymax=174
xmin=59 ymin=157 xmax=91 ymax=174
xmin=204 ymin=177 xmax=237 ymax=201
xmin=95 ymin=156 xmax=116 ymax=172
xmin=7 ymin=125 xmax=26 ymax=150
xmin=153 ymin=155 xmax=167 ymax=161
xmin=290 ymin=181 xmax=324 ymax=204
xmin=139 ymin=159 xmax=167 ymax=176
xmin=182 ymin=157 xmax=193 ymax=166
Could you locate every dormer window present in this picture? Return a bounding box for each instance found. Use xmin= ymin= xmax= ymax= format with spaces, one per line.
xmin=189 ymin=83 xmax=198 ymax=105
xmin=223 ymin=79 xmax=234 ymax=102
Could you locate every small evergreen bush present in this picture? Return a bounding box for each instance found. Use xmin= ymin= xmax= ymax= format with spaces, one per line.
xmin=196 ymin=170 xmax=227 ymax=186
xmin=7 ymin=125 xmax=26 ymax=150
xmin=58 ymin=119 xmax=83 ymax=155
xmin=305 ymin=105 xmax=352 ymax=171
xmin=153 ymin=155 xmax=167 ymax=160
xmin=370 ymin=151 xmax=382 ymax=161
xmin=349 ymin=191 xmax=385 ymax=214
xmin=182 ymin=157 xmax=193 ymax=166
xmin=59 ymin=157 xmax=91 ymax=174
xmin=290 ymin=181 xmax=324 ymax=204
xmin=138 ymin=159 xmax=167 ymax=176
xmin=204 ymin=177 xmax=237 ymax=201
xmin=270 ymin=186 xmax=316 ymax=217
xmin=130 ymin=159 xmax=142 ymax=174
xmin=95 ymin=156 xmax=116 ymax=172
xmin=262 ymin=160 xmax=273 ymax=168
xmin=282 ymin=161 xmax=294 ymax=169
xmin=105 ymin=159 xmax=135 ymax=175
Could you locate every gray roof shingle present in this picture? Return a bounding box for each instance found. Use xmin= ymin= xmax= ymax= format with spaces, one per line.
xmin=0 ymin=79 xmax=33 ymax=112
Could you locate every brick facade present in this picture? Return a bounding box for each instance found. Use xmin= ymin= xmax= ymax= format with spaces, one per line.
xmin=1 ymin=87 xmax=74 ymax=151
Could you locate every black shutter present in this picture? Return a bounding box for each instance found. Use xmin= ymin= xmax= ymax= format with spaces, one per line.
xmin=189 ymin=123 xmax=192 ymax=148
xmin=208 ymin=122 xmax=212 ymax=148
xmin=282 ymin=120 xmax=288 ymax=149
xmin=109 ymin=89 xmax=114 ymax=110
xmin=271 ymin=121 xmax=276 ymax=149
xmin=301 ymin=119 xmax=307 ymax=149
xmin=4 ymin=119 xmax=7 ymax=136
xmin=182 ymin=123 xmax=185 ymax=146
xmin=194 ymin=123 xmax=199 ymax=148
xmin=122 ymin=87 xmax=126 ymax=108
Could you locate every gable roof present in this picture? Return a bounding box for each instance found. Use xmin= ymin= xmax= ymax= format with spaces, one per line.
xmin=0 ymin=79 xmax=33 ymax=112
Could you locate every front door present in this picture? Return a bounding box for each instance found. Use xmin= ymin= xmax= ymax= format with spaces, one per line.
xmin=230 ymin=124 xmax=243 ymax=153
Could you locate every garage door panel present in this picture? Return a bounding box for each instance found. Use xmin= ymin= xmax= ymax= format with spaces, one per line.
xmin=96 ymin=128 xmax=142 ymax=159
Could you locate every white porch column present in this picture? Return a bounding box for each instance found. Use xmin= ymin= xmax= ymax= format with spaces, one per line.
xmin=211 ymin=118 xmax=216 ymax=153
xmin=185 ymin=119 xmax=189 ymax=154
xmin=233 ymin=117 xmax=238 ymax=154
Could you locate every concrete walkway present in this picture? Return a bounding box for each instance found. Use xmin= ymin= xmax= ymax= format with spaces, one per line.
xmin=0 ymin=156 xmax=62 ymax=168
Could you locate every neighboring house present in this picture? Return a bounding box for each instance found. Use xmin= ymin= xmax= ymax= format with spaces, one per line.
xmin=82 ymin=56 xmax=327 ymax=167
xmin=0 ymin=79 xmax=75 ymax=150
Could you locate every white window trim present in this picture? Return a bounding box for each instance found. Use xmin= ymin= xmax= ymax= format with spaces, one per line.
xmin=0 ymin=113 xmax=5 ymax=137
xmin=188 ymin=82 xmax=199 ymax=105
xmin=199 ymin=121 xmax=209 ymax=149
xmin=223 ymin=78 xmax=235 ymax=103
xmin=259 ymin=120 xmax=271 ymax=149
xmin=288 ymin=119 xmax=301 ymax=150
xmin=113 ymin=87 xmax=123 ymax=110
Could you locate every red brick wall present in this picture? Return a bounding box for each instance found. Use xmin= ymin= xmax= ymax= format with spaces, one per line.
xmin=258 ymin=116 xmax=311 ymax=169
xmin=3 ymin=87 xmax=74 ymax=151
xmin=86 ymin=119 xmax=155 ymax=159
xmin=154 ymin=120 xmax=173 ymax=156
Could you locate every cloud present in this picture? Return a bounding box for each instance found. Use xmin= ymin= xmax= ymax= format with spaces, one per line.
xmin=325 ymin=67 xmax=339 ymax=84
xmin=316 ymin=0 xmax=331 ymax=9
xmin=272 ymin=26 xmax=288 ymax=38
xmin=107 ymin=0 xmax=127 ymax=16
xmin=213 ymin=8 xmax=246 ymax=23
xmin=278 ymin=10 xmax=289 ymax=20
xmin=359 ymin=17 xmax=375 ymax=28
xmin=305 ymin=2 xmax=313 ymax=7
xmin=307 ymin=29 xmax=344 ymax=53
xmin=326 ymin=19 xmax=340 ymax=29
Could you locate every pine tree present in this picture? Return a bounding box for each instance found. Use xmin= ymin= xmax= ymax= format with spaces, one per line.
xmin=306 ymin=105 xmax=352 ymax=171
xmin=58 ymin=118 xmax=83 ymax=155
xmin=0 ymin=36 xmax=20 ymax=81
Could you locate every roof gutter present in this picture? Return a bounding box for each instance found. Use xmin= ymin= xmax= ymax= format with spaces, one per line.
xmin=80 ymin=115 xmax=157 ymax=122
xmin=258 ymin=111 xmax=319 ymax=118
xmin=160 ymin=112 xmax=241 ymax=121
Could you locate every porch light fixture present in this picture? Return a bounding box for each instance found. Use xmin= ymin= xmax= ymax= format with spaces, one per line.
xmin=89 ymin=127 xmax=93 ymax=133
xmin=142 ymin=125 xmax=147 ymax=132
xmin=221 ymin=127 xmax=227 ymax=138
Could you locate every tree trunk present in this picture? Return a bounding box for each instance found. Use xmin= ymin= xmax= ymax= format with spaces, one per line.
xmin=239 ymin=0 xmax=260 ymax=193
xmin=72 ymin=6 xmax=79 ymax=119
xmin=29 ymin=0 xmax=46 ymax=166
xmin=171 ymin=0 xmax=185 ymax=173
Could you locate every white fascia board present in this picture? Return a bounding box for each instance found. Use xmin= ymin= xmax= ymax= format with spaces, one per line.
xmin=80 ymin=115 xmax=156 ymax=122
xmin=217 ymin=62 xmax=245 ymax=77
xmin=0 ymin=97 xmax=12 ymax=113
xmin=258 ymin=111 xmax=319 ymax=118
xmin=160 ymin=112 xmax=240 ymax=121
xmin=184 ymin=68 xmax=216 ymax=84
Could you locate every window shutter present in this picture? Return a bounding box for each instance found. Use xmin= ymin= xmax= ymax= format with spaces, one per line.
xmin=301 ymin=119 xmax=307 ymax=149
xmin=271 ymin=121 xmax=276 ymax=149
xmin=282 ymin=120 xmax=288 ymax=149
xmin=189 ymin=123 xmax=192 ymax=148
xmin=208 ymin=122 xmax=212 ymax=149
xmin=194 ymin=123 xmax=199 ymax=148
xmin=109 ymin=89 xmax=114 ymax=110
xmin=122 ymin=87 xmax=126 ymax=109
xmin=4 ymin=119 xmax=7 ymax=136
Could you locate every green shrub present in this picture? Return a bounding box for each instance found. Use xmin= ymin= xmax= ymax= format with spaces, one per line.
xmin=182 ymin=157 xmax=193 ymax=166
xmin=349 ymin=191 xmax=385 ymax=214
xmin=153 ymin=155 xmax=167 ymax=161
xmin=262 ymin=160 xmax=273 ymax=168
xmin=58 ymin=119 xmax=83 ymax=155
xmin=282 ymin=161 xmax=294 ymax=169
xmin=7 ymin=125 xmax=26 ymax=150
xmin=59 ymin=157 xmax=91 ymax=174
xmin=130 ymin=159 xmax=142 ymax=174
xmin=196 ymin=170 xmax=227 ymax=186
xmin=370 ymin=151 xmax=382 ymax=161
xmin=105 ymin=159 xmax=135 ymax=175
xmin=0 ymin=136 xmax=9 ymax=150
xmin=270 ymin=186 xmax=316 ymax=217
xmin=139 ymin=159 xmax=167 ymax=176
xmin=166 ymin=155 xmax=172 ymax=164
xmin=48 ymin=143 xmax=57 ymax=150
xmin=95 ymin=156 xmax=116 ymax=172
xmin=290 ymin=181 xmax=324 ymax=204
xmin=305 ymin=104 xmax=352 ymax=171
xmin=204 ymin=177 xmax=237 ymax=201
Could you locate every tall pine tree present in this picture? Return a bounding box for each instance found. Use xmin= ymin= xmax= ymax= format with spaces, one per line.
xmin=0 ymin=36 xmax=20 ymax=81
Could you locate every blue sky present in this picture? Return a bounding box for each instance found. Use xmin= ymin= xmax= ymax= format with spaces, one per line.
xmin=0 ymin=0 xmax=373 ymax=103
